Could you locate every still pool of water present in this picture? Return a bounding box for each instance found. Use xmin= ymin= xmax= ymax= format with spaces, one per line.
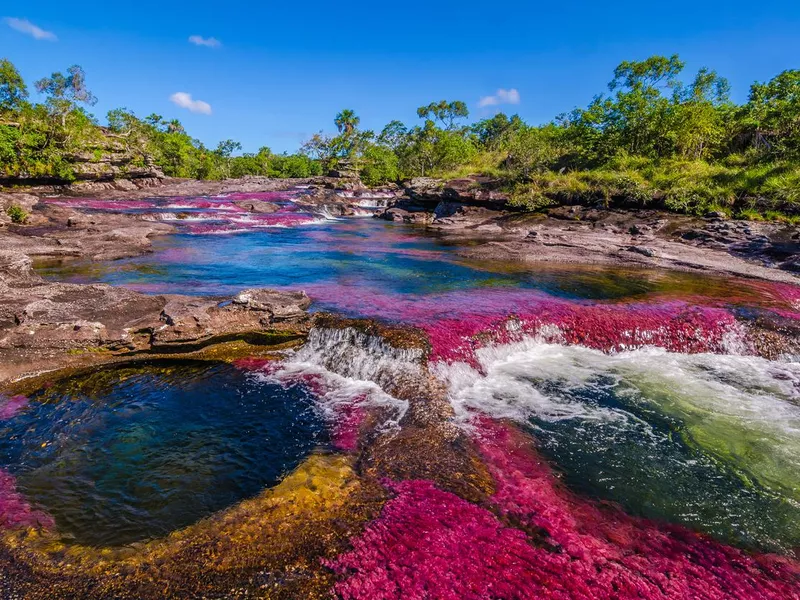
xmin=0 ymin=361 xmax=326 ymax=547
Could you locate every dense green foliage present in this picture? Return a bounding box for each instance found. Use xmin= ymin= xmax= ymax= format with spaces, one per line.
xmin=302 ymin=55 xmax=800 ymax=218
xmin=0 ymin=59 xmax=321 ymax=182
xmin=2 ymin=54 xmax=800 ymax=217
xmin=5 ymin=203 xmax=27 ymax=223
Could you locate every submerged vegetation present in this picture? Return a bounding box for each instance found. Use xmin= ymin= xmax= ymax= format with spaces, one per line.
xmin=2 ymin=54 xmax=800 ymax=217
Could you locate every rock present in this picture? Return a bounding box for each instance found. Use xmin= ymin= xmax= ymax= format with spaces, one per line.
xmin=0 ymin=251 xmax=40 ymax=286
xmin=0 ymin=274 xmax=312 ymax=381
xmin=0 ymin=193 xmax=39 ymax=214
xmin=232 ymin=200 xmax=280 ymax=213
xmin=379 ymin=207 xmax=434 ymax=225
xmin=627 ymin=245 xmax=657 ymax=257
xmin=232 ymin=289 xmax=312 ymax=319
xmin=629 ymin=224 xmax=647 ymax=235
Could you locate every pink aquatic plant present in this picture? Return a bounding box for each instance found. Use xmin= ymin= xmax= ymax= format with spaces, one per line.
xmin=0 ymin=469 xmax=54 ymax=531
xmin=475 ymin=417 xmax=800 ymax=599
xmin=325 ymin=421 xmax=800 ymax=599
xmin=294 ymin=285 xmax=747 ymax=364
xmin=0 ymin=395 xmax=28 ymax=420
xmin=421 ymin=297 xmax=744 ymax=364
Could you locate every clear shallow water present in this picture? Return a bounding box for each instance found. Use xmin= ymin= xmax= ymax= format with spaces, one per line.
xmin=0 ymin=361 xmax=326 ymax=547
xmin=34 ymin=218 xmax=799 ymax=317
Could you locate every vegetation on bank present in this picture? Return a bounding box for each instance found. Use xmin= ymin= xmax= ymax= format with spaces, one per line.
xmin=2 ymin=55 xmax=800 ymax=218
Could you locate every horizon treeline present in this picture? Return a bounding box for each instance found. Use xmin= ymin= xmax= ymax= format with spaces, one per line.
xmin=2 ymin=55 xmax=800 ymax=217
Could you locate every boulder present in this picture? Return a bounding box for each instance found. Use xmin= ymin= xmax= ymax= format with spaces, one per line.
xmin=232 ymin=200 xmax=280 ymax=213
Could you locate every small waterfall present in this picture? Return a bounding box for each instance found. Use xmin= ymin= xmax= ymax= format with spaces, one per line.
xmin=295 ymin=327 xmax=425 ymax=392
xmin=250 ymin=326 xmax=421 ymax=446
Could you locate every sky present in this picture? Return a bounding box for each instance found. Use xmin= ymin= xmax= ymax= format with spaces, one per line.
xmin=2 ymin=1 xmax=799 ymax=154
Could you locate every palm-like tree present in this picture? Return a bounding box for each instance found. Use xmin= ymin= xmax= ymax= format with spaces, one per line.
xmin=334 ymin=109 xmax=360 ymax=134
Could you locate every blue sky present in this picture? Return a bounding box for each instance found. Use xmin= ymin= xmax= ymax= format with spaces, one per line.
xmin=2 ymin=1 xmax=799 ymax=153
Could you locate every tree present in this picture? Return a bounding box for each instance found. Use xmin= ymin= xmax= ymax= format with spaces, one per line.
xmin=334 ymin=109 xmax=360 ymax=134
xmin=472 ymin=113 xmax=524 ymax=150
xmin=377 ymin=120 xmax=408 ymax=150
xmin=744 ymin=70 xmax=800 ymax=156
xmin=669 ymin=68 xmax=731 ymax=158
xmin=416 ymin=100 xmax=469 ymax=130
xmin=506 ymin=125 xmax=565 ymax=179
xmin=35 ymin=65 xmax=97 ymax=126
xmin=609 ymin=55 xmax=685 ymax=93
xmin=301 ymin=132 xmax=335 ymax=162
xmin=0 ymin=59 xmax=28 ymax=113
xmin=214 ymin=139 xmax=243 ymax=158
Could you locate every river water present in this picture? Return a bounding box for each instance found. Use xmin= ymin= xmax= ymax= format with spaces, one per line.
xmin=3 ymin=192 xmax=800 ymax=596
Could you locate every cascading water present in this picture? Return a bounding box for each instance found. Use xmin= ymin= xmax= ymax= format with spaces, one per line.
xmin=242 ymin=327 xmax=413 ymax=451
xmin=437 ymin=339 xmax=800 ymax=553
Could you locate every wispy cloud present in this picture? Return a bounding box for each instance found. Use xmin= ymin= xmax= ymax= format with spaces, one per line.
xmin=188 ymin=35 xmax=221 ymax=48
xmin=478 ymin=88 xmax=521 ymax=108
xmin=169 ymin=92 xmax=212 ymax=115
xmin=4 ymin=17 xmax=57 ymax=41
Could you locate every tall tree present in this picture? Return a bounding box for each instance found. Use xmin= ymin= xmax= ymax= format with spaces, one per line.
xmin=416 ymin=100 xmax=469 ymax=130
xmin=334 ymin=109 xmax=360 ymax=134
xmin=744 ymin=70 xmax=800 ymax=156
xmin=670 ymin=68 xmax=731 ymax=158
xmin=0 ymin=59 xmax=28 ymax=113
xmin=35 ymin=65 xmax=97 ymax=126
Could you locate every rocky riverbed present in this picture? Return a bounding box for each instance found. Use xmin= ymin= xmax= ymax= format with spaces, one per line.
xmin=2 ymin=177 xmax=800 ymax=599
xmin=2 ymin=175 xmax=800 ymax=384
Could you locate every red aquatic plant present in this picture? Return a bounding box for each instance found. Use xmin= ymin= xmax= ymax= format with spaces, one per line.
xmin=0 ymin=469 xmax=54 ymax=531
xmin=293 ymin=285 xmax=747 ymax=364
xmin=422 ymin=298 xmax=743 ymax=365
xmin=325 ymin=419 xmax=800 ymax=599
xmin=0 ymin=395 xmax=27 ymax=421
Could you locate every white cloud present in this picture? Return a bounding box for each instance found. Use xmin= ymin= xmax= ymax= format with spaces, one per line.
xmin=188 ymin=35 xmax=221 ymax=48
xmin=4 ymin=17 xmax=57 ymax=41
xmin=478 ymin=88 xmax=521 ymax=108
xmin=169 ymin=92 xmax=212 ymax=115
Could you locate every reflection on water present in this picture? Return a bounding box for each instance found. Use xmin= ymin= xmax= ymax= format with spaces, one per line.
xmin=24 ymin=207 xmax=800 ymax=560
xmin=34 ymin=218 xmax=798 ymax=317
xmin=0 ymin=361 xmax=326 ymax=547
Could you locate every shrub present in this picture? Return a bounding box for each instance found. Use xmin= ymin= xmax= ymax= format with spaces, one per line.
xmin=5 ymin=204 xmax=28 ymax=224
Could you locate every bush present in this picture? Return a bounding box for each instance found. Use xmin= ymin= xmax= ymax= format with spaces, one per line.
xmin=5 ymin=204 xmax=28 ymax=224
xmin=360 ymin=144 xmax=399 ymax=186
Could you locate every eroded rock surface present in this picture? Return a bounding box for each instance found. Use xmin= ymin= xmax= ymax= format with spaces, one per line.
xmin=0 ymin=251 xmax=310 ymax=383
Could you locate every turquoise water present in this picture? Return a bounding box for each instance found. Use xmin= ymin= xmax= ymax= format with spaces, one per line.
xmin=35 ymin=218 xmax=780 ymax=313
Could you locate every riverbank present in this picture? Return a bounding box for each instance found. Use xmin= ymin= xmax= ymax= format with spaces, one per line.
xmin=0 ymin=176 xmax=798 ymax=386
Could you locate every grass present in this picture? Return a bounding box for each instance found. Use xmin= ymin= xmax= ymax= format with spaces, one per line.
xmin=504 ymin=154 xmax=800 ymax=220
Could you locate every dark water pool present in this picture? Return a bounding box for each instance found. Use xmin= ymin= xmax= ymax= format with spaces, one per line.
xmin=0 ymin=361 xmax=326 ymax=547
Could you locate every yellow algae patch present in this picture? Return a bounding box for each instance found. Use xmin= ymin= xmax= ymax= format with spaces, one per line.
xmin=0 ymin=454 xmax=387 ymax=599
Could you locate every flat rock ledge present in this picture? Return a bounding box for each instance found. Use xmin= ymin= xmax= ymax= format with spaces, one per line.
xmin=0 ymin=251 xmax=312 ymax=384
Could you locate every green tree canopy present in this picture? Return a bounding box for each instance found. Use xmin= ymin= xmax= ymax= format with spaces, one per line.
xmin=0 ymin=58 xmax=28 ymax=113
xmin=416 ymin=100 xmax=469 ymax=130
